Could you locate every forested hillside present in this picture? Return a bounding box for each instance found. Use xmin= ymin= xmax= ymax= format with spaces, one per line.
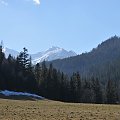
xmin=49 ymin=36 xmax=120 ymax=83
xmin=0 ymin=36 xmax=120 ymax=104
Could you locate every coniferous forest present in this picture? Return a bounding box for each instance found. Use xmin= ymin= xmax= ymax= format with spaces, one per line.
xmin=0 ymin=37 xmax=120 ymax=104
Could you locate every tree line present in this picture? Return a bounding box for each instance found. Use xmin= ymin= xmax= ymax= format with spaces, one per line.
xmin=0 ymin=45 xmax=120 ymax=104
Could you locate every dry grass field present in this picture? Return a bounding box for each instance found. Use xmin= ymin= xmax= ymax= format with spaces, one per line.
xmin=0 ymin=98 xmax=120 ymax=120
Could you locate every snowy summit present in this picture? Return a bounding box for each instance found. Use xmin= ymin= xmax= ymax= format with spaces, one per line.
xmin=31 ymin=46 xmax=77 ymax=64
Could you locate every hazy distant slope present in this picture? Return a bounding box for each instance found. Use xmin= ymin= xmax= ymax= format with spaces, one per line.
xmin=49 ymin=36 xmax=120 ymax=79
xmin=3 ymin=47 xmax=19 ymax=58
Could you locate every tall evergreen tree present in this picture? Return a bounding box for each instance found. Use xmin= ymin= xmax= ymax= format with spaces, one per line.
xmin=76 ymin=72 xmax=82 ymax=102
xmin=106 ymin=79 xmax=118 ymax=104
xmin=0 ymin=43 xmax=5 ymax=66
xmin=91 ymin=77 xmax=103 ymax=103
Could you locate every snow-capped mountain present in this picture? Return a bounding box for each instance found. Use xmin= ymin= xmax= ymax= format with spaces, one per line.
xmin=3 ymin=47 xmax=19 ymax=58
xmin=3 ymin=46 xmax=77 ymax=64
xmin=31 ymin=46 xmax=77 ymax=64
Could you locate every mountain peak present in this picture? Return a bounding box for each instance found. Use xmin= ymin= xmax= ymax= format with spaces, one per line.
xmin=32 ymin=46 xmax=76 ymax=64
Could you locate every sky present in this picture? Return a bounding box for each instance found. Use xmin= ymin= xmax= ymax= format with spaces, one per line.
xmin=0 ymin=0 xmax=120 ymax=54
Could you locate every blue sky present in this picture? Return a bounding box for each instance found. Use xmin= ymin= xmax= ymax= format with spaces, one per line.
xmin=0 ymin=0 xmax=120 ymax=54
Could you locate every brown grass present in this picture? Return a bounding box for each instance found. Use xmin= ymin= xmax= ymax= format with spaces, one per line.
xmin=0 ymin=98 xmax=120 ymax=120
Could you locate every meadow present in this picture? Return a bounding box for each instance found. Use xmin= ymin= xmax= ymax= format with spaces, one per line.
xmin=0 ymin=99 xmax=120 ymax=120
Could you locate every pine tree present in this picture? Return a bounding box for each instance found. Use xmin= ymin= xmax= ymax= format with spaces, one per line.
xmin=34 ymin=63 xmax=42 ymax=85
xmin=70 ymin=73 xmax=77 ymax=102
xmin=106 ymin=79 xmax=117 ymax=104
xmin=40 ymin=61 xmax=48 ymax=96
xmin=0 ymin=43 xmax=5 ymax=66
xmin=23 ymin=47 xmax=29 ymax=69
xmin=91 ymin=77 xmax=103 ymax=103
xmin=16 ymin=47 xmax=30 ymax=71
xmin=0 ymin=42 xmax=5 ymax=90
xmin=76 ymin=72 xmax=82 ymax=102
xmin=81 ymin=80 xmax=95 ymax=103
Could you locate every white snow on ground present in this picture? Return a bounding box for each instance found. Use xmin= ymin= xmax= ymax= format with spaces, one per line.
xmin=0 ymin=90 xmax=44 ymax=99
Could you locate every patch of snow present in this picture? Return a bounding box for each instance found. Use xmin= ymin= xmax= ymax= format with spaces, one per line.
xmin=0 ymin=90 xmax=44 ymax=99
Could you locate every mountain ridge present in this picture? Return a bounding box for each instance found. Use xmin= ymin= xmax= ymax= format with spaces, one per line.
xmin=2 ymin=46 xmax=77 ymax=64
xmin=48 ymin=36 xmax=120 ymax=82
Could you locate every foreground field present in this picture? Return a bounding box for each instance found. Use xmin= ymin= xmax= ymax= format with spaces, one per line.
xmin=0 ymin=99 xmax=120 ymax=120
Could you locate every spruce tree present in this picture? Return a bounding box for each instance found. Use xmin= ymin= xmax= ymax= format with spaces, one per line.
xmin=91 ymin=77 xmax=103 ymax=103
xmin=0 ymin=43 xmax=5 ymax=66
xmin=106 ymin=79 xmax=117 ymax=104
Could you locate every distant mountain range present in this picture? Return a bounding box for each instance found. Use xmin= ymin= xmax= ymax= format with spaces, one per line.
xmin=3 ymin=46 xmax=77 ymax=64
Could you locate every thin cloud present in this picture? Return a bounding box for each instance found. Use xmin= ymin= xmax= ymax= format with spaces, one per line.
xmin=33 ymin=0 xmax=40 ymax=5
xmin=0 ymin=0 xmax=8 ymax=6
xmin=26 ymin=0 xmax=40 ymax=5
xmin=0 ymin=0 xmax=40 ymax=6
